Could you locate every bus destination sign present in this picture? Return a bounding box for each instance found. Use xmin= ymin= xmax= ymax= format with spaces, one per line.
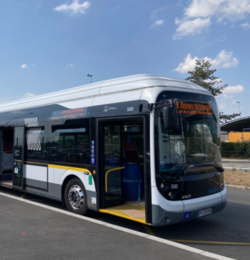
xmin=175 ymin=101 xmax=214 ymax=116
xmin=51 ymin=108 xmax=87 ymax=120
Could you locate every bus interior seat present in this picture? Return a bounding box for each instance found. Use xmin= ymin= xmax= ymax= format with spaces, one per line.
xmin=3 ymin=143 xmax=12 ymax=153
xmin=123 ymin=143 xmax=140 ymax=163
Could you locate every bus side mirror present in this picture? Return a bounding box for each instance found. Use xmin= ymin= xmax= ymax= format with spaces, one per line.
xmin=163 ymin=106 xmax=178 ymax=130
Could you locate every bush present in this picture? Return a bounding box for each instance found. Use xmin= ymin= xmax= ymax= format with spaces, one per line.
xmin=221 ymin=141 xmax=250 ymax=158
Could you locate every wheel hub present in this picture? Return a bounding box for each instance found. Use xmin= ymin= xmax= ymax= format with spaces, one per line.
xmin=68 ymin=185 xmax=84 ymax=210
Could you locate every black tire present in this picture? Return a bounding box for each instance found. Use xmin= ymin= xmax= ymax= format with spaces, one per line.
xmin=64 ymin=178 xmax=88 ymax=215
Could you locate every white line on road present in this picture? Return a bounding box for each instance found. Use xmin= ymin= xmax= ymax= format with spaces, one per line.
xmin=0 ymin=192 xmax=235 ymax=260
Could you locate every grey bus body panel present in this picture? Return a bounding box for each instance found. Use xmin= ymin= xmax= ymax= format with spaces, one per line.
xmin=22 ymin=178 xmax=97 ymax=211
xmin=151 ymin=201 xmax=226 ymax=226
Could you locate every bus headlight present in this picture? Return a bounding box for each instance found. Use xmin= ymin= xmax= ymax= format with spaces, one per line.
xmin=161 ymin=183 xmax=170 ymax=192
xmin=168 ymin=191 xmax=176 ymax=199
xmin=220 ymin=179 xmax=224 ymax=190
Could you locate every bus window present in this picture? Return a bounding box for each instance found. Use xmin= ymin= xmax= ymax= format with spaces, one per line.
xmin=122 ymin=123 xmax=143 ymax=163
xmin=26 ymin=127 xmax=46 ymax=161
xmin=47 ymin=121 xmax=90 ymax=164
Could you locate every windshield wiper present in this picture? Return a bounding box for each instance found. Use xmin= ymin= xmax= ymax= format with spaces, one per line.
xmin=161 ymin=161 xmax=224 ymax=179
xmin=199 ymin=163 xmax=224 ymax=172
xmin=166 ymin=161 xmax=201 ymax=177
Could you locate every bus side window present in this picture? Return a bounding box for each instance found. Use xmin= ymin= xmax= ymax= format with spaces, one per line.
xmin=26 ymin=127 xmax=46 ymax=161
xmin=48 ymin=119 xmax=90 ymax=164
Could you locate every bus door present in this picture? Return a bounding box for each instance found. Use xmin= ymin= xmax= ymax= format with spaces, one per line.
xmin=13 ymin=126 xmax=25 ymax=188
xmin=99 ymin=121 xmax=125 ymax=208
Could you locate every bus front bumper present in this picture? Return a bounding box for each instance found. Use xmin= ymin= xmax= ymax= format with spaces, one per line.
xmin=151 ymin=200 xmax=227 ymax=226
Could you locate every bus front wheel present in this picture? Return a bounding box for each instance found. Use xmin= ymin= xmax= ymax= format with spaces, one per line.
xmin=64 ymin=178 xmax=88 ymax=215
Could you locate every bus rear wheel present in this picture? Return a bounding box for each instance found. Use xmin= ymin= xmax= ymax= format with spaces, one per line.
xmin=64 ymin=178 xmax=88 ymax=215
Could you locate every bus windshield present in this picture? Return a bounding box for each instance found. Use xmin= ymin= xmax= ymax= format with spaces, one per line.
xmin=156 ymin=91 xmax=222 ymax=178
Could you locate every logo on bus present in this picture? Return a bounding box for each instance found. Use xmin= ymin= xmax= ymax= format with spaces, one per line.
xmin=209 ymin=188 xmax=219 ymax=194
xmin=103 ymin=106 xmax=117 ymax=112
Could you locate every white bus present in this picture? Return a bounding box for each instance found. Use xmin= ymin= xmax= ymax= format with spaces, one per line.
xmin=0 ymin=74 xmax=226 ymax=226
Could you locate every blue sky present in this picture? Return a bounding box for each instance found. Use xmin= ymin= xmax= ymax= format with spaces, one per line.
xmin=0 ymin=0 xmax=249 ymax=117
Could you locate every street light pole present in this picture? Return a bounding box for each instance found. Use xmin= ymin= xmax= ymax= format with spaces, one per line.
xmin=87 ymin=74 xmax=93 ymax=83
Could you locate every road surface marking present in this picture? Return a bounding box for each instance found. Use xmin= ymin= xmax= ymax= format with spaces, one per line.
xmin=143 ymin=225 xmax=250 ymax=246
xmin=169 ymin=239 xmax=250 ymax=246
xmin=0 ymin=191 xmax=235 ymax=260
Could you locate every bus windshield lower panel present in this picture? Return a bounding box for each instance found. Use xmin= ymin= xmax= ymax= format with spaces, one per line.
xmin=155 ymin=91 xmax=224 ymax=201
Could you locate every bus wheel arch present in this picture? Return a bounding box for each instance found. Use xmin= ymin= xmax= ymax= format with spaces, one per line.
xmin=62 ymin=176 xmax=88 ymax=215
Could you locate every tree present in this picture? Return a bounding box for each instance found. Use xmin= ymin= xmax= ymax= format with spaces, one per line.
xmin=185 ymin=59 xmax=241 ymax=123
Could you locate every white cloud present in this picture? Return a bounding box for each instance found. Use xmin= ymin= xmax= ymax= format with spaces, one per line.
xmin=54 ymin=0 xmax=90 ymax=15
xmin=185 ymin=0 xmax=250 ymax=21
xmin=22 ymin=92 xmax=36 ymax=98
xmin=151 ymin=19 xmax=164 ymax=28
xmin=66 ymin=63 xmax=75 ymax=67
xmin=216 ymin=93 xmax=243 ymax=115
xmin=240 ymin=22 xmax=250 ymax=29
xmin=21 ymin=64 xmax=28 ymax=69
xmin=204 ymin=77 xmax=224 ymax=85
xmin=0 ymin=92 xmax=36 ymax=104
xmin=210 ymin=82 xmax=244 ymax=115
xmin=174 ymin=50 xmax=239 ymax=73
xmin=220 ymin=0 xmax=250 ymax=21
xmin=174 ymin=0 xmax=250 ymax=39
xmin=174 ymin=17 xmax=210 ymax=39
xmin=184 ymin=0 xmax=225 ymax=18
xmin=174 ymin=54 xmax=198 ymax=73
xmin=150 ymin=6 xmax=167 ymax=20
xmin=155 ymin=19 xmax=164 ymax=26
xmin=211 ymin=50 xmax=239 ymax=68
xmin=223 ymin=85 xmax=244 ymax=93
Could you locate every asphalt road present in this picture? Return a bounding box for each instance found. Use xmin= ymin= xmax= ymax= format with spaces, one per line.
xmin=223 ymin=163 xmax=250 ymax=170
xmin=0 ymin=186 xmax=249 ymax=260
xmin=0 ymin=195 xmax=210 ymax=260
xmin=222 ymin=159 xmax=250 ymax=170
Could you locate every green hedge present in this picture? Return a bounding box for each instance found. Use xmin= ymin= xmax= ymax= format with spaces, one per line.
xmin=221 ymin=141 xmax=250 ymax=158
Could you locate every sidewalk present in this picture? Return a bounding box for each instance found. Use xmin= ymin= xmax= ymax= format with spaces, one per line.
xmin=222 ymin=159 xmax=250 ymax=163
xmin=222 ymin=159 xmax=250 ymax=171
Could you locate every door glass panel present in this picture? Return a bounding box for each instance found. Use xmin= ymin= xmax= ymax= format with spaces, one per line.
xmin=104 ymin=124 xmax=122 ymax=201
xmin=13 ymin=126 xmax=24 ymax=187
xmin=14 ymin=127 xmax=24 ymax=160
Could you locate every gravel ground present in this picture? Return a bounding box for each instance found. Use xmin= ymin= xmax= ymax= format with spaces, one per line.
xmin=224 ymin=170 xmax=250 ymax=187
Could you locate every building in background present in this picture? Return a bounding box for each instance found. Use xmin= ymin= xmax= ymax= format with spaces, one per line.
xmin=221 ymin=117 xmax=250 ymax=142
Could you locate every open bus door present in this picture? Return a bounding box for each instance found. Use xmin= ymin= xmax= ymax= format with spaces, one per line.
xmin=13 ymin=126 xmax=25 ymax=189
xmin=98 ymin=116 xmax=152 ymax=224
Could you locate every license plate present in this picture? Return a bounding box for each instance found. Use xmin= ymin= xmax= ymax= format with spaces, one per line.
xmin=198 ymin=208 xmax=212 ymax=217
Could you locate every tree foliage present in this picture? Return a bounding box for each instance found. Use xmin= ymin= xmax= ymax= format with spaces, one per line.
xmin=185 ymin=59 xmax=240 ymax=123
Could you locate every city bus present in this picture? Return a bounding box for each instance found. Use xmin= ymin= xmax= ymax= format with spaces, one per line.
xmin=0 ymin=74 xmax=226 ymax=226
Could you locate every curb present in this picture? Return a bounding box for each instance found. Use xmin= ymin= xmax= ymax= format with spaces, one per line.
xmin=223 ymin=167 xmax=250 ymax=172
xmin=222 ymin=161 xmax=250 ymax=163
xmin=227 ymin=185 xmax=250 ymax=191
xmin=222 ymin=159 xmax=250 ymax=163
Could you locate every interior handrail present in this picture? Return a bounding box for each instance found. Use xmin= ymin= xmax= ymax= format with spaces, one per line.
xmin=105 ymin=166 xmax=125 ymax=192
